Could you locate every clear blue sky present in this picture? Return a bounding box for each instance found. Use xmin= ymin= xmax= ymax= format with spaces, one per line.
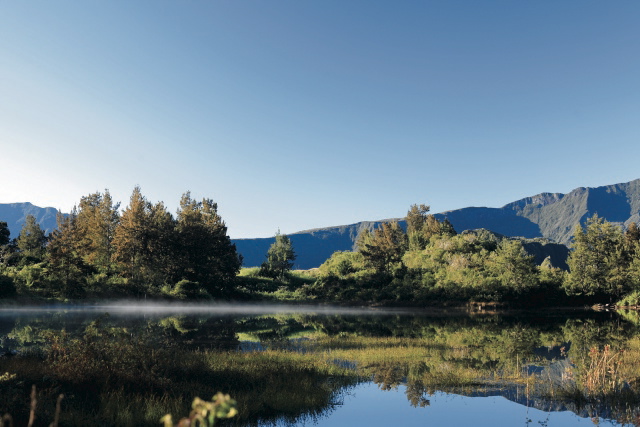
xmin=1 ymin=1 xmax=639 ymax=238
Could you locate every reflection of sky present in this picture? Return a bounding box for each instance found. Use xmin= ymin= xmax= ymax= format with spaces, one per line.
xmin=298 ymin=382 xmax=618 ymax=427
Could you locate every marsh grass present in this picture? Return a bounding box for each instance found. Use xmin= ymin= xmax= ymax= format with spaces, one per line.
xmin=0 ymin=326 xmax=359 ymax=426
xmin=533 ymin=339 xmax=640 ymax=425
xmin=583 ymin=345 xmax=624 ymax=395
xmin=285 ymin=334 xmax=539 ymax=394
xmin=1 ymin=327 xmax=537 ymax=425
xmin=4 ymin=312 xmax=640 ymax=425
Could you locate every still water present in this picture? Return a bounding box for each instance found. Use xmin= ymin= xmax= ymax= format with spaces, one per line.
xmin=0 ymin=304 xmax=638 ymax=426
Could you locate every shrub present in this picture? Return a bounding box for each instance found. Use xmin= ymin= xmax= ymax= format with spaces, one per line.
xmin=170 ymin=280 xmax=210 ymax=300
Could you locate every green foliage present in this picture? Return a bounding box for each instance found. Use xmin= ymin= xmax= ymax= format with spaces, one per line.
xmin=16 ymin=214 xmax=46 ymax=262
xmin=358 ymin=221 xmax=407 ymax=273
xmin=47 ymin=210 xmax=89 ymax=296
xmin=486 ymin=239 xmax=539 ymax=295
xmin=317 ymin=251 xmax=366 ymax=278
xmin=75 ymin=190 xmax=120 ymax=271
xmin=175 ymin=192 xmax=242 ymax=295
xmin=112 ymin=186 xmax=176 ymax=288
xmin=166 ymin=279 xmax=210 ymax=300
xmin=625 ymin=222 xmax=640 ymax=246
xmin=236 ymin=267 xmax=280 ymax=293
xmin=564 ymin=214 xmax=633 ymax=301
xmin=0 ymin=187 xmax=241 ymax=301
xmin=538 ymin=256 xmax=566 ymax=288
xmin=237 ymin=268 xmax=315 ymax=300
xmin=618 ymin=290 xmax=640 ymax=307
xmin=405 ymin=204 xmax=456 ymax=251
xmin=161 ymin=393 xmax=237 ymax=427
xmin=259 ymin=230 xmax=296 ymax=280
xmin=312 ymin=215 xmax=549 ymax=305
xmin=10 ymin=263 xmax=51 ymax=294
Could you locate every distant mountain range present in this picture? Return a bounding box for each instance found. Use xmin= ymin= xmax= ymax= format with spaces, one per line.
xmin=0 ymin=202 xmax=60 ymax=238
xmin=233 ymin=178 xmax=640 ymax=269
xmin=2 ymin=178 xmax=640 ymax=270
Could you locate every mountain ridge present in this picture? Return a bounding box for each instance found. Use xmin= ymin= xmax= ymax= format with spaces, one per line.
xmin=234 ymin=178 xmax=640 ymax=269
xmin=0 ymin=202 xmax=61 ymax=238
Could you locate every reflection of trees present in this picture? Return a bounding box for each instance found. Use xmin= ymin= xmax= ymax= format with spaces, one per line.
xmin=235 ymin=315 xmax=316 ymax=344
xmin=283 ymin=311 xmax=640 ymax=426
xmin=561 ymin=317 xmax=634 ymax=353
xmin=155 ymin=315 xmax=239 ymax=350
xmin=2 ymin=309 xmax=640 ymax=425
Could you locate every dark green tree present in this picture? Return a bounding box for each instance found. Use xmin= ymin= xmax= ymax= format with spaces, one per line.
xmin=0 ymin=221 xmax=9 ymax=246
xmin=111 ymin=187 xmax=177 ymax=288
xmin=175 ymin=192 xmax=241 ymax=295
xmin=259 ymin=230 xmax=296 ymax=280
xmin=0 ymin=221 xmax=11 ymax=265
xmin=145 ymin=201 xmax=178 ymax=284
xmin=16 ymin=214 xmax=46 ymax=262
xmin=47 ymin=210 xmax=88 ymax=296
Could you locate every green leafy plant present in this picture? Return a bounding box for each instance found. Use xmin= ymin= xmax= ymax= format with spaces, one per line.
xmin=161 ymin=393 xmax=237 ymax=427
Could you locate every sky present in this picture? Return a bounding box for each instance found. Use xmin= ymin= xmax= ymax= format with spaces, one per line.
xmin=1 ymin=1 xmax=639 ymax=239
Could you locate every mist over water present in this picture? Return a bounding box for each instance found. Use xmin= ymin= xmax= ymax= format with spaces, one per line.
xmin=0 ymin=301 xmax=413 ymax=317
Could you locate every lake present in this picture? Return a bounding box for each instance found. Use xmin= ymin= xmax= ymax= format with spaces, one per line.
xmin=0 ymin=303 xmax=638 ymax=426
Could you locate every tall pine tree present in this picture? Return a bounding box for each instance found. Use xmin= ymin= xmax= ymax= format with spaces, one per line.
xmin=75 ymin=190 xmax=120 ymax=272
xmin=175 ymin=192 xmax=241 ymax=295
xmin=16 ymin=214 xmax=46 ymax=262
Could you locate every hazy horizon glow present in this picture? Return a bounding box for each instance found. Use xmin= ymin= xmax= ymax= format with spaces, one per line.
xmin=2 ymin=1 xmax=639 ymax=238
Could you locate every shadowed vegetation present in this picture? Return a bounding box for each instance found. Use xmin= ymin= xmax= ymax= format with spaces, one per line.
xmin=2 ymin=310 xmax=640 ymax=425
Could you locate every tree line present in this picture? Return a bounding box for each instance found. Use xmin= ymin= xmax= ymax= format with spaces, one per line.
xmin=307 ymin=205 xmax=640 ymax=306
xmin=0 ymin=187 xmax=241 ymax=299
xmin=2 ymin=192 xmax=640 ymax=306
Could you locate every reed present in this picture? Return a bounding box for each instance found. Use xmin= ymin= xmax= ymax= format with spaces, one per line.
xmin=583 ymin=345 xmax=624 ymax=395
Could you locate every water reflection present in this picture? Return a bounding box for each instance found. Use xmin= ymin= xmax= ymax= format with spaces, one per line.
xmin=306 ymin=383 xmax=611 ymax=427
xmin=0 ymin=305 xmax=638 ymax=426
